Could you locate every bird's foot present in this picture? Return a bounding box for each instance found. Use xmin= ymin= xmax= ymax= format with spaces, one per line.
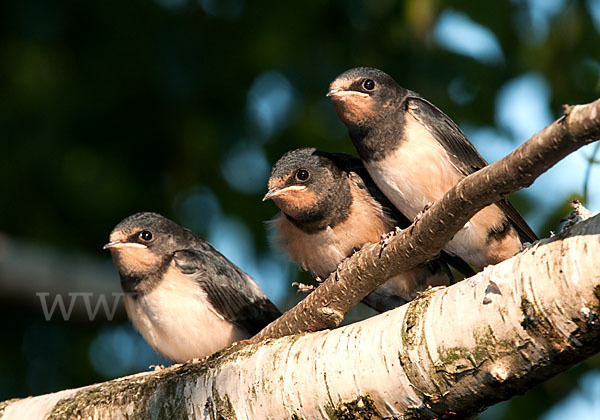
xmin=379 ymin=226 xmax=402 ymax=257
xmin=560 ymin=199 xmax=593 ymax=232
xmin=188 ymin=356 xmax=211 ymax=364
xmin=292 ymin=282 xmax=317 ymax=294
xmin=522 ymin=241 xmax=534 ymax=249
xmin=149 ymin=364 xmax=165 ymax=371
xmin=414 ymin=202 xmax=434 ymax=223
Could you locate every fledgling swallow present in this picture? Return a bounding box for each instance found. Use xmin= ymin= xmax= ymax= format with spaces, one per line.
xmin=263 ymin=148 xmax=473 ymax=312
xmin=104 ymin=212 xmax=280 ymax=362
xmin=328 ymin=67 xmax=537 ymax=268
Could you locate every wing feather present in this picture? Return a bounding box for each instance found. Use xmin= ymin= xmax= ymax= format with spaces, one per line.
xmin=173 ymin=245 xmax=281 ymax=336
xmin=405 ymin=96 xmax=537 ymax=242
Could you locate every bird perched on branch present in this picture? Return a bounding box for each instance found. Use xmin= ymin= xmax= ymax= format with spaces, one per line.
xmin=104 ymin=212 xmax=280 ymax=362
xmin=264 ymin=148 xmax=473 ymax=312
xmin=328 ymin=67 xmax=537 ymax=268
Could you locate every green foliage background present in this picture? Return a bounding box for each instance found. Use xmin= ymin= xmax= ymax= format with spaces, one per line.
xmin=1 ymin=0 xmax=599 ymax=418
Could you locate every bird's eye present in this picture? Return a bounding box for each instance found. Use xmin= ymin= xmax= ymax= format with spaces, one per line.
xmin=295 ymin=169 xmax=310 ymax=181
xmin=139 ymin=230 xmax=153 ymax=241
xmin=363 ymin=79 xmax=375 ymax=90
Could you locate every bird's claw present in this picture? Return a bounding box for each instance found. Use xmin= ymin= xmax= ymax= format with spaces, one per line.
xmin=379 ymin=226 xmax=402 ymax=257
xmin=186 ymin=357 xmax=211 ymax=364
xmin=560 ymin=199 xmax=593 ymax=232
xmin=149 ymin=364 xmax=165 ymax=371
xmin=414 ymin=202 xmax=434 ymax=223
xmin=292 ymin=282 xmax=316 ymax=294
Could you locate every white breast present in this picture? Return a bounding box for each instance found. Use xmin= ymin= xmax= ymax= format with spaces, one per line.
xmin=364 ymin=113 xmax=516 ymax=267
xmin=123 ymin=265 xmax=248 ymax=362
xmin=365 ymin=114 xmax=463 ymax=219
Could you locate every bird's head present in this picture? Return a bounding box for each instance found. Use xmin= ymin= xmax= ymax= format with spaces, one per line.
xmin=104 ymin=212 xmax=190 ymax=278
xmin=327 ymin=67 xmax=403 ymax=128
xmin=263 ymin=148 xmax=349 ymax=224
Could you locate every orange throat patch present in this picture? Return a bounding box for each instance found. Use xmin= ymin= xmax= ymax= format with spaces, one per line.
xmin=331 ymin=94 xmax=376 ymax=126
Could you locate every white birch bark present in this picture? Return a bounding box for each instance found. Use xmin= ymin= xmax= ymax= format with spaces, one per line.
xmin=2 ymin=213 xmax=599 ymax=420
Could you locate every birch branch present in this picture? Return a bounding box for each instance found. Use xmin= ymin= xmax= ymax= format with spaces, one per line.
xmin=2 ymin=213 xmax=599 ymax=419
xmin=252 ymin=99 xmax=600 ymax=341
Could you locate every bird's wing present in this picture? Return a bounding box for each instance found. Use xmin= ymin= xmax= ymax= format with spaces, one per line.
xmin=405 ymin=96 xmax=537 ymax=242
xmin=173 ymin=245 xmax=281 ymax=336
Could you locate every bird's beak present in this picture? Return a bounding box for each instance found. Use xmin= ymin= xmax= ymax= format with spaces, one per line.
xmin=326 ymin=88 xmax=369 ymax=99
xmin=103 ymin=241 xmax=147 ymax=250
xmin=326 ymin=88 xmax=342 ymax=97
xmin=262 ymin=185 xmax=307 ymax=201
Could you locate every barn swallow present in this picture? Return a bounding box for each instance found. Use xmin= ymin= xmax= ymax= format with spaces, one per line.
xmin=104 ymin=212 xmax=280 ymax=362
xmin=328 ymin=67 xmax=537 ymax=268
xmin=263 ymin=148 xmax=473 ymax=312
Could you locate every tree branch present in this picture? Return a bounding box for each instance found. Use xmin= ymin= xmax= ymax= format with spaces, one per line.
xmin=2 ymin=213 xmax=599 ymax=419
xmin=0 ymin=233 xmax=126 ymax=322
xmin=252 ymin=99 xmax=600 ymax=342
xmin=3 ymin=100 xmax=599 ymax=419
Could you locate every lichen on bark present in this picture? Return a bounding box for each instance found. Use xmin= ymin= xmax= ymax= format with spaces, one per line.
xmin=324 ymin=395 xmax=382 ymax=420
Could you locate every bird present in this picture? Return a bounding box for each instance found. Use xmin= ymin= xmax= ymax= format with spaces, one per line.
xmin=263 ymin=147 xmax=473 ymax=312
xmin=327 ymin=67 xmax=537 ymax=268
xmin=104 ymin=212 xmax=281 ymax=362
